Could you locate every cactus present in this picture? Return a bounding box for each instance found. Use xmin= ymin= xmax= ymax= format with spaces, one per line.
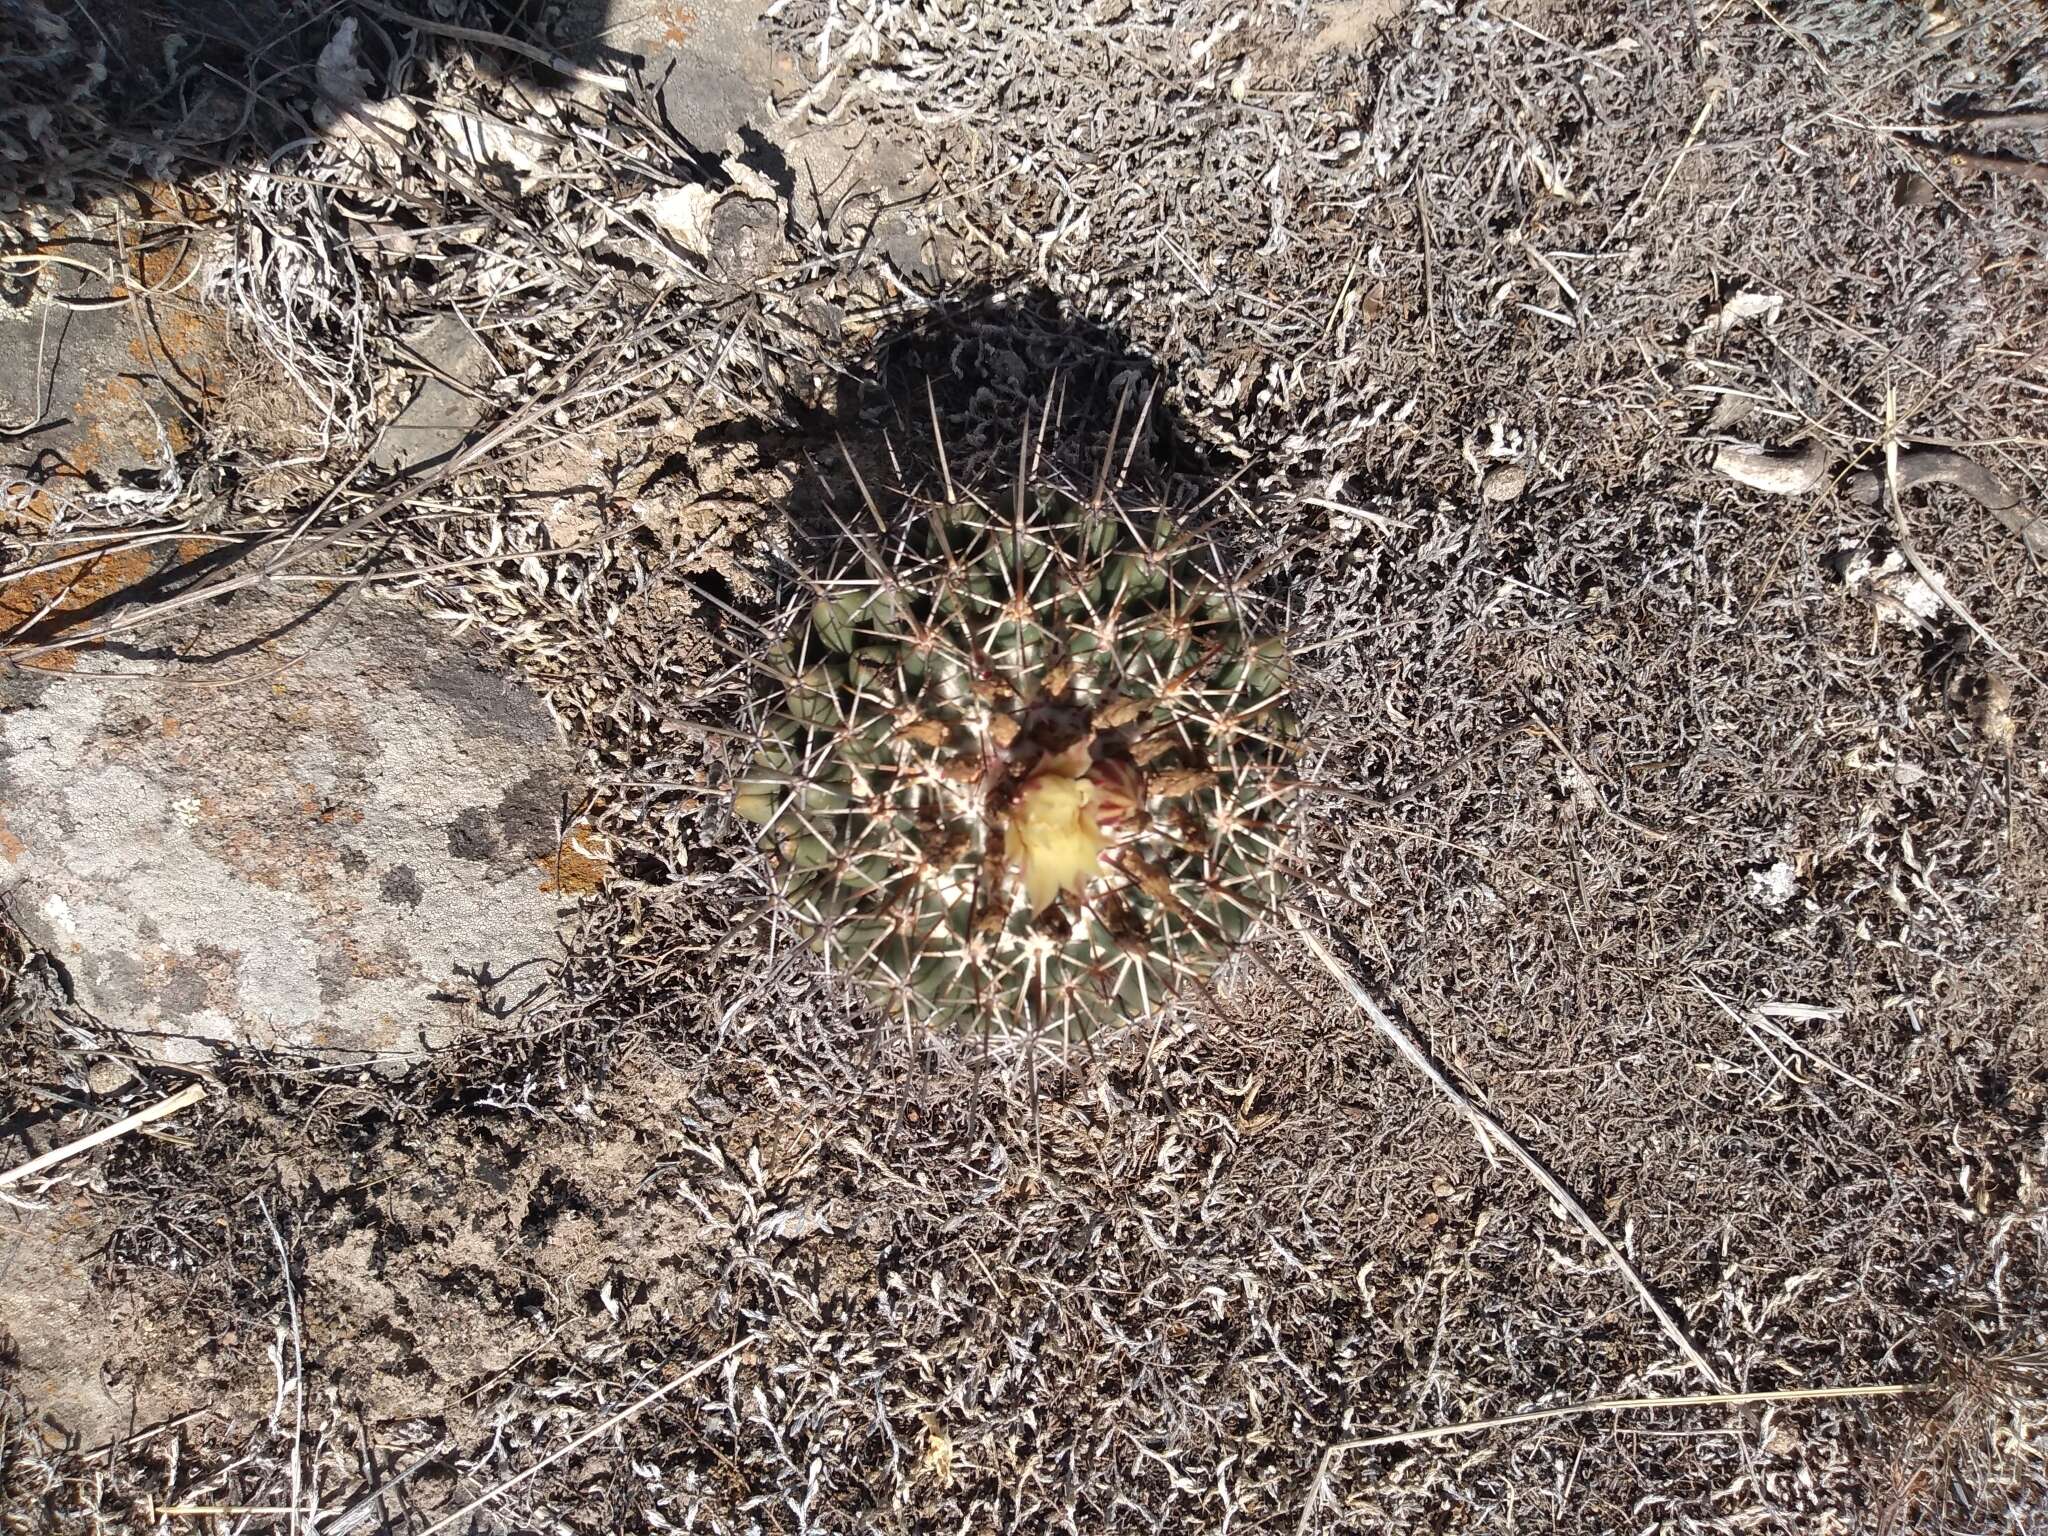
xmin=734 ymin=417 xmax=1299 ymax=1041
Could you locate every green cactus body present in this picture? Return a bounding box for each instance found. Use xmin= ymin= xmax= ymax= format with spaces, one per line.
xmin=736 ymin=463 xmax=1299 ymax=1041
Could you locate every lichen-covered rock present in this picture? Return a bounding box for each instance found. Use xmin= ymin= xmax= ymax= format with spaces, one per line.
xmin=0 ymin=587 xmax=584 ymax=1063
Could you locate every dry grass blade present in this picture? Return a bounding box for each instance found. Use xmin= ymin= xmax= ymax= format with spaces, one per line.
xmin=413 ymin=1340 xmax=751 ymax=1536
xmin=0 ymin=1083 xmax=208 ymax=1189
xmin=257 ymin=1196 xmax=307 ymax=1536
xmin=1285 ymin=908 xmax=1723 ymax=1389
xmin=1691 ymin=980 xmax=1908 ymax=1108
xmin=1297 ymin=1382 xmax=1928 ymax=1534
xmin=351 ymin=0 xmax=634 ymax=91
xmin=1325 ymin=1381 xmax=1925 ymax=1453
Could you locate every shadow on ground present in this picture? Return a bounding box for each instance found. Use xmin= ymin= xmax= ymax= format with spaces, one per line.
xmin=2 ymin=2 xmax=711 ymax=211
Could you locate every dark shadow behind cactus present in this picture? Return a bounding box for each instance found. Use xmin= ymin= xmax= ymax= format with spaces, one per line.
xmin=733 ymin=290 xmax=1303 ymax=1048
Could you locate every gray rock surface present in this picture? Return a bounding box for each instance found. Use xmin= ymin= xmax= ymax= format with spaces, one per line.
xmin=0 ymin=216 xmax=225 ymax=498
xmin=0 ymin=587 xmax=580 ymax=1063
xmin=602 ymin=1 xmax=941 ymax=282
xmin=371 ymin=313 xmax=496 ymax=478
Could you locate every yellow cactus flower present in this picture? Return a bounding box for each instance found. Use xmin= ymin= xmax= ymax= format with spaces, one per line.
xmin=1005 ymin=768 xmax=1109 ymax=911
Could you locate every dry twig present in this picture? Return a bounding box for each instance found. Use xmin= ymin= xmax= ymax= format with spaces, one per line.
xmin=1296 ymin=1381 xmax=1927 ymax=1534
xmin=1285 ymin=908 xmax=1723 ymax=1388
xmin=0 ymin=1083 xmax=208 ymax=1190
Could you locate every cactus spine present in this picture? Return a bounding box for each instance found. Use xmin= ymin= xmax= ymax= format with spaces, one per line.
xmin=735 ymin=407 xmax=1298 ymax=1042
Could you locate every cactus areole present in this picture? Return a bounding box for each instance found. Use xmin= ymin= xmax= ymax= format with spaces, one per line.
xmin=734 ymin=452 xmax=1299 ymax=1039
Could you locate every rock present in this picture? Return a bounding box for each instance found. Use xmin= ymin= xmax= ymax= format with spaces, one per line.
xmin=0 ymin=1198 xmax=168 ymax=1449
xmin=0 ymin=576 xmax=584 ymax=1064
xmin=644 ymin=177 xmax=791 ymax=281
xmin=624 ymin=0 xmax=776 ymax=152
xmin=1481 ymin=464 xmax=1528 ymax=503
xmin=372 ymin=313 xmax=494 ymax=478
xmin=1 ymin=187 xmax=230 ymax=504
xmin=706 ymin=195 xmax=788 ymax=283
xmin=606 ymin=0 xmax=943 ymax=284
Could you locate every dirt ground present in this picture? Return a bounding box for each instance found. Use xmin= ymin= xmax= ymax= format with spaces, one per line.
xmin=4 ymin=1 xmax=2048 ymax=1533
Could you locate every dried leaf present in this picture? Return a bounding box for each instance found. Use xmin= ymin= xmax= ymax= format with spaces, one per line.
xmin=645 ymin=184 xmax=723 ymax=260
xmin=431 ymin=109 xmax=547 ymax=196
xmin=1712 ymin=441 xmax=1829 ymax=496
xmin=312 ymin=19 xmax=419 ymax=167
xmin=1704 ymin=289 xmax=1783 ymax=334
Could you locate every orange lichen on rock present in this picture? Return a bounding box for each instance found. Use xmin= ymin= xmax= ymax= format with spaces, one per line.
xmin=108 ymin=181 xmax=221 ymax=297
xmin=539 ymin=838 xmax=611 ymax=896
xmin=661 ymin=4 xmax=698 ymax=48
xmin=9 ymin=188 xmax=228 ymax=516
xmin=0 ymin=544 xmax=161 ymax=670
xmin=128 ymin=306 xmax=226 ymax=413
xmin=67 ymin=368 xmax=191 ymax=469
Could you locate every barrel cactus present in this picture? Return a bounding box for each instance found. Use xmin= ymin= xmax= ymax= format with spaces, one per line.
xmin=733 ymin=423 xmax=1299 ymax=1041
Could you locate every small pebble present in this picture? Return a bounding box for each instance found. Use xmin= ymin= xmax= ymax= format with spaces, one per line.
xmin=1481 ymin=464 xmax=1527 ymax=503
xmin=709 ymin=197 xmax=787 ymax=282
xmin=1950 ymin=668 xmax=2016 ymax=751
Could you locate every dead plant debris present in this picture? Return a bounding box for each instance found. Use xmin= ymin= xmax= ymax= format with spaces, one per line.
xmin=3 ymin=1 xmax=2047 ymax=1534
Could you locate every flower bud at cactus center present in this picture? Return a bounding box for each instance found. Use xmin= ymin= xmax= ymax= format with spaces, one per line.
xmin=1002 ymin=748 xmax=1135 ymax=912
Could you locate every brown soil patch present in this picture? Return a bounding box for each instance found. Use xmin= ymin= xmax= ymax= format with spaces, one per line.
xmin=0 ymin=1197 xmax=173 ymax=1451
